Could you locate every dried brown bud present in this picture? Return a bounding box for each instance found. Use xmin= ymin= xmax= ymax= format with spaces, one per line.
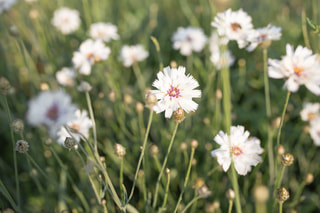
xmin=173 ymin=107 xmax=185 ymax=123
xmin=276 ymin=187 xmax=290 ymax=203
xmin=281 ymin=153 xmax=294 ymax=166
xmin=11 ymin=119 xmax=24 ymax=134
xmin=64 ymin=137 xmax=77 ymax=151
xmin=170 ymin=61 xmax=177 ymax=68
xmin=272 ymin=117 xmax=281 ymax=129
xmin=113 ymin=143 xmax=126 ymax=158
xmin=16 ymin=140 xmax=29 ymax=153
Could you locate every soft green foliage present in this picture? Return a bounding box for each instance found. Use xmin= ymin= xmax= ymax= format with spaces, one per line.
xmin=0 ymin=0 xmax=320 ymax=212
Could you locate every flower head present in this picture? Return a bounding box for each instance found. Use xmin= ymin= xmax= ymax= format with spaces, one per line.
xmin=56 ymin=67 xmax=77 ymax=87
xmin=119 ymin=44 xmax=149 ymax=67
xmin=300 ymin=102 xmax=320 ymax=121
xmin=212 ymin=8 xmax=253 ymax=48
xmin=150 ymin=66 xmax=201 ymax=118
xmin=16 ymin=140 xmax=29 ymax=153
xmin=51 ymin=7 xmax=81 ymax=34
xmin=72 ymin=39 xmax=111 ymax=75
xmin=246 ymin=24 xmax=282 ymax=51
xmin=211 ymin=125 xmax=263 ymax=175
xmin=89 ymin=22 xmax=119 ymax=42
xmin=26 ymin=90 xmax=77 ymax=137
xmin=0 ymin=0 xmax=16 ymax=14
xmin=172 ymin=26 xmax=207 ymax=56
xmin=308 ymin=117 xmax=320 ymax=146
xmin=268 ymin=44 xmax=320 ymax=95
xmin=56 ymin=109 xmax=92 ymax=145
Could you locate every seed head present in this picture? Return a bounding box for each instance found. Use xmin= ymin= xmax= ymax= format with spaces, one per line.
xmin=113 ymin=143 xmax=126 ymax=158
xmin=276 ymin=187 xmax=290 ymax=203
xmin=281 ymin=153 xmax=294 ymax=166
xmin=173 ymin=107 xmax=185 ymax=123
xmin=16 ymin=140 xmax=29 ymax=153
xmin=64 ymin=137 xmax=77 ymax=151
xmin=11 ymin=119 xmax=24 ymax=134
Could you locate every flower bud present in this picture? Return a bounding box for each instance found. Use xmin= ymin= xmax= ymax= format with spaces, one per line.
xmin=226 ymin=189 xmax=235 ymax=201
xmin=150 ymin=144 xmax=159 ymax=156
xmin=180 ymin=142 xmax=187 ymax=151
xmin=305 ymin=173 xmax=314 ymax=185
xmin=281 ymin=153 xmax=294 ymax=166
xmin=16 ymin=140 xmax=29 ymax=153
xmin=166 ymin=168 xmax=170 ymax=174
xmin=278 ymin=145 xmax=285 ymax=156
xmin=0 ymin=76 xmax=11 ymax=95
xmin=64 ymin=137 xmax=77 ymax=151
xmin=272 ymin=117 xmax=281 ymax=129
xmin=113 ymin=143 xmax=126 ymax=158
xmin=173 ymin=107 xmax=185 ymax=123
xmin=9 ymin=25 xmax=20 ymax=38
xmin=170 ymin=60 xmax=177 ymax=68
xmin=254 ymin=185 xmax=269 ymax=203
xmin=108 ymin=90 xmax=116 ymax=102
xmin=215 ymin=89 xmax=222 ymax=100
xmin=190 ymin=139 xmax=198 ymax=149
xmin=3 ymin=208 xmax=15 ymax=213
xmin=276 ymin=187 xmax=290 ymax=203
xmin=136 ymin=102 xmax=144 ymax=114
xmin=77 ymin=81 xmax=92 ymax=92
xmin=11 ymin=119 xmax=24 ymax=134
xmin=145 ymin=92 xmax=157 ymax=109
xmin=123 ymin=94 xmax=133 ymax=105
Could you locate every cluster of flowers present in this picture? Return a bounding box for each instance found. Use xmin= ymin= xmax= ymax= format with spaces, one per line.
xmin=300 ymin=103 xmax=320 ymax=146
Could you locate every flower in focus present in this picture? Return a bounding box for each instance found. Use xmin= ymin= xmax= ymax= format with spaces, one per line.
xmin=211 ymin=125 xmax=263 ymax=175
xmin=246 ymin=24 xmax=282 ymax=51
xmin=209 ymin=32 xmax=235 ymax=70
xmin=0 ymin=0 xmax=16 ymax=14
xmin=26 ymin=90 xmax=77 ymax=137
xmin=308 ymin=117 xmax=320 ymax=146
xmin=72 ymin=39 xmax=111 ymax=75
xmin=268 ymin=44 xmax=320 ymax=95
xmin=51 ymin=7 xmax=81 ymax=34
xmin=211 ymin=8 xmax=253 ymax=48
xmin=119 ymin=44 xmax=149 ymax=67
xmin=89 ymin=22 xmax=119 ymax=42
xmin=171 ymin=26 xmax=207 ymax=56
xmin=56 ymin=67 xmax=77 ymax=87
xmin=150 ymin=66 xmax=201 ymax=118
xmin=300 ymin=102 xmax=320 ymax=121
xmin=56 ymin=109 xmax=92 ymax=145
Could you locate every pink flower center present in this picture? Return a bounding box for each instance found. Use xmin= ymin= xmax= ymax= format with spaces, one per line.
xmin=46 ymin=105 xmax=59 ymax=121
xmin=166 ymin=85 xmax=181 ymax=99
xmin=232 ymin=146 xmax=243 ymax=156
xmin=231 ymin=23 xmax=242 ymax=32
xmin=293 ymin=66 xmax=304 ymax=76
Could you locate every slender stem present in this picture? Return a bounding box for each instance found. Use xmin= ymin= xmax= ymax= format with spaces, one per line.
xmin=228 ymin=200 xmax=234 ymax=213
xmin=3 ymin=96 xmax=20 ymax=208
xmin=85 ymin=92 xmax=98 ymax=153
xmin=289 ymin=181 xmax=306 ymax=208
xmin=25 ymin=153 xmax=49 ymax=180
xmin=81 ymin=0 xmax=92 ymax=28
xmin=132 ymin=62 xmax=146 ymax=97
xmin=279 ymin=202 xmax=283 ymax=213
xmin=0 ymin=179 xmax=21 ymax=212
xmin=150 ymin=36 xmax=163 ymax=72
xmin=152 ymin=122 xmax=179 ymax=212
xmin=120 ymin=158 xmax=124 ymax=200
xmin=180 ymin=195 xmax=202 ymax=213
xmin=275 ymin=166 xmax=286 ymax=190
xmin=173 ymin=147 xmax=196 ymax=213
xmin=301 ymin=9 xmax=311 ymax=49
xmin=231 ymin=163 xmax=242 ymax=213
xmin=127 ymin=110 xmax=154 ymax=203
xmin=221 ymin=45 xmax=231 ymax=134
xmin=160 ymin=169 xmax=171 ymax=212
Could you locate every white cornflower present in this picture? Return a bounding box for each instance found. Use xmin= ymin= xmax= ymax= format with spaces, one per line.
xmin=89 ymin=22 xmax=119 ymax=42
xmin=51 ymin=7 xmax=81 ymax=34
xmin=212 ymin=8 xmax=253 ymax=48
xmin=268 ymin=44 xmax=320 ymax=95
xmin=150 ymin=66 xmax=201 ymax=118
xmin=246 ymin=24 xmax=282 ymax=51
xmin=0 ymin=0 xmax=16 ymax=14
xmin=56 ymin=67 xmax=77 ymax=87
xmin=119 ymin=44 xmax=149 ymax=67
xmin=211 ymin=125 xmax=263 ymax=176
xmin=172 ymin=26 xmax=208 ymax=56
xmin=72 ymin=39 xmax=111 ymax=75
xmin=57 ymin=109 xmax=92 ymax=145
xmin=309 ymin=117 xmax=320 ymax=146
xmin=209 ymin=32 xmax=235 ymax=70
xmin=26 ymin=90 xmax=77 ymax=137
xmin=300 ymin=102 xmax=320 ymax=122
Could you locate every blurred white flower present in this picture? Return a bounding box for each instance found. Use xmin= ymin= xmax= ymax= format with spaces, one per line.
xmin=150 ymin=66 xmax=201 ymax=118
xmin=172 ymin=26 xmax=208 ymax=56
xmin=212 ymin=8 xmax=253 ymax=48
xmin=300 ymin=102 xmax=320 ymax=122
xmin=119 ymin=44 xmax=149 ymax=67
xmin=51 ymin=7 xmax=81 ymax=34
xmin=26 ymin=90 xmax=77 ymax=137
xmin=89 ymin=22 xmax=119 ymax=42
xmin=209 ymin=32 xmax=235 ymax=70
xmin=57 ymin=109 xmax=92 ymax=145
xmin=309 ymin=117 xmax=320 ymax=146
xmin=56 ymin=67 xmax=77 ymax=87
xmin=246 ymin=24 xmax=282 ymax=51
xmin=25 ymin=0 xmax=37 ymax=2
xmin=72 ymin=39 xmax=111 ymax=75
xmin=268 ymin=44 xmax=320 ymax=95
xmin=211 ymin=125 xmax=263 ymax=176
xmin=0 ymin=0 xmax=16 ymax=14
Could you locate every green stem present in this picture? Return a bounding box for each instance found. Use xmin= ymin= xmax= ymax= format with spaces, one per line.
xmin=301 ymin=9 xmax=311 ymax=49
xmin=279 ymin=202 xmax=283 ymax=213
xmin=25 ymin=153 xmax=49 ymax=180
xmin=85 ymin=92 xmax=98 ymax=154
xmin=289 ymin=181 xmax=305 ymax=208
xmin=221 ymin=45 xmax=231 ymax=134
xmin=132 ymin=62 xmax=146 ymax=97
xmin=160 ymin=169 xmax=171 ymax=212
xmin=127 ymin=110 xmax=154 ymax=203
xmin=228 ymin=200 xmax=233 ymax=213
xmin=275 ymin=166 xmax=286 ymax=190
xmin=120 ymin=158 xmax=124 ymax=201
xmin=150 ymin=36 xmax=163 ymax=72
xmin=152 ymin=122 xmax=179 ymax=212
xmin=173 ymin=147 xmax=196 ymax=213
xmin=0 ymin=179 xmax=21 ymax=212
xmin=3 ymin=96 xmax=20 ymax=208
xmin=180 ymin=195 xmax=202 ymax=213
xmin=231 ymin=163 xmax=242 ymax=213
xmin=81 ymin=0 xmax=92 ymax=28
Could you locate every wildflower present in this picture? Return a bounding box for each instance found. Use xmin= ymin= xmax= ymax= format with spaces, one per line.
xmin=308 ymin=117 xmax=320 ymax=146
xmin=72 ymin=39 xmax=111 ymax=75
xmin=56 ymin=67 xmax=77 ymax=87
xmin=209 ymin=32 xmax=235 ymax=70
xmin=26 ymin=90 xmax=77 ymax=137
xmin=89 ymin=22 xmax=119 ymax=42
xmin=119 ymin=44 xmax=149 ymax=67
xmin=276 ymin=187 xmax=290 ymax=203
xmin=114 ymin=143 xmax=126 ymax=158
xmin=246 ymin=24 xmax=282 ymax=51
xmin=300 ymin=102 xmax=320 ymax=121
xmin=211 ymin=125 xmax=263 ymax=175
xmin=16 ymin=140 xmax=29 ymax=153
xmin=56 ymin=109 xmax=92 ymax=145
xmin=212 ymin=8 xmax=253 ymax=48
xmin=281 ymin=153 xmax=294 ymax=166
xmin=150 ymin=66 xmax=201 ymax=118
xmin=171 ymin=26 xmax=207 ymax=56
xmin=268 ymin=44 xmax=320 ymax=95
xmin=51 ymin=7 xmax=81 ymax=34
xmin=0 ymin=0 xmax=16 ymax=14
xmin=11 ymin=119 xmax=24 ymax=134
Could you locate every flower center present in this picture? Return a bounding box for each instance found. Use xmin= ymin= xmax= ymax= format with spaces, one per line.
xmin=293 ymin=66 xmax=304 ymax=76
xmin=258 ymin=34 xmax=267 ymax=42
xmin=70 ymin=124 xmax=80 ymax=133
xmin=166 ymin=85 xmax=181 ymax=99
xmin=232 ymin=146 xmax=243 ymax=156
xmin=46 ymin=105 xmax=59 ymax=121
xmin=307 ymin=113 xmax=316 ymax=120
xmin=231 ymin=23 xmax=242 ymax=32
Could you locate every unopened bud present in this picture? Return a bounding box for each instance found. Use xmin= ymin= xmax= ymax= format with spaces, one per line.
xmin=0 ymin=76 xmax=11 ymax=95
xmin=173 ymin=107 xmax=185 ymax=123
xmin=77 ymin=81 xmax=92 ymax=92
xmin=198 ymin=184 xmax=212 ymax=198
xmin=281 ymin=153 xmax=294 ymax=166
xmin=276 ymin=187 xmax=290 ymax=203
xmin=136 ymin=102 xmax=144 ymax=113
xmin=150 ymin=144 xmax=159 ymax=156
xmin=145 ymin=92 xmax=157 ymax=109
xmin=180 ymin=142 xmax=187 ymax=151
xmin=254 ymin=185 xmax=269 ymax=203
xmin=113 ymin=143 xmax=126 ymax=158
xmin=64 ymin=137 xmax=77 ymax=151
xmin=166 ymin=168 xmax=170 ymax=174
xmin=278 ymin=145 xmax=285 ymax=156
xmin=100 ymin=156 xmax=105 ymax=163
xmin=16 ymin=140 xmax=29 ymax=153
xmin=124 ymin=94 xmax=133 ymax=105
xmin=170 ymin=61 xmax=177 ymax=68
xmin=305 ymin=173 xmax=314 ymax=185
xmin=215 ymin=89 xmax=222 ymax=100
xmin=272 ymin=117 xmax=281 ymax=129
xmin=190 ymin=139 xmax=198 ymax=149
xmin=226 ymin=189 xmax=235 ymax=201
xmin=108 ymin=90 xmax=116 ymax=102
xmin=11 ymin=119 xmax=24 ymax=134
